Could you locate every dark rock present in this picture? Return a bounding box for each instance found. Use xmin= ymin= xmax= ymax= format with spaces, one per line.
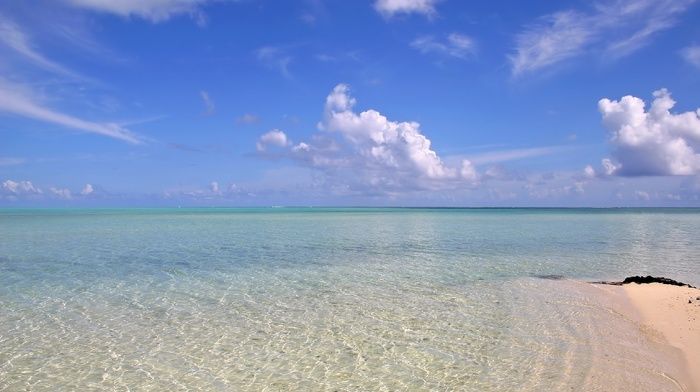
xmin=621 ymin=275 xmax=696 ymax=288
xmin=537 ymin=275 xmax=567 ymax=280
xmin=590 ymin=280 xmax=623 ymax=286
xmin=592 ymin=275 xmax=697 ymax=289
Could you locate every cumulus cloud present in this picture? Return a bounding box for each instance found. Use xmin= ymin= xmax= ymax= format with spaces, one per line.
xmin=1 ymin=180 xmax=42 ymax=200
xmin=411 ymin=33 xmax=475 ymax=59
xmin=256 ymin=129 xmax=290 ymax=151
xmin=599 ymin=89 xmax=700 ymax=176
xmin=256 ymin=84 xmax=480 ymax=194
xmin=635 ymin=190 xmax=651 ymax=201
xmin=320 ymin=84 xmax=477 ymax=182
xmin=209 ymin=181 xmax=220 ymax=195
xmin=580 ymin=158 xmax=619 ymax=180
xmin=64 ymin=0 xmax=210 ymax=25
xmin=510 ymin=0 xmax=694 ymax=76
xmin=2 ymin=180 xmax=41 ymax=194
xmin=373 ymin=0 xmax=440 ymax=18
xmin=681 ymin=45 xmax=700 ymax=68
xmin=50 ymin=187 xmax=72 ymax=200
xmin=80 ymin=183 xmax=94 ymax=196
xmin=524 ymin=180 xmax=586 ymax=200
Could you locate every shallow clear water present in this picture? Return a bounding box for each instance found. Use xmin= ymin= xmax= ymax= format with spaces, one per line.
xmin=1 ymin=208 xmax=699 ymax=390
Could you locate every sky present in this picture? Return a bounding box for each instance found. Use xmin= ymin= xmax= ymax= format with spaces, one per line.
xmin=2 ymin=0 xmax=700 ymax=207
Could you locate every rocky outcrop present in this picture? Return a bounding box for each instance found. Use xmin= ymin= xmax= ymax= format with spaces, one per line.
xmin=592 ymin=275 xmax=697 ymax=289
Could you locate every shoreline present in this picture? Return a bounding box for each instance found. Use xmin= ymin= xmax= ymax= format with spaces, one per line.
xmin=592 ymin=280 xmax=700 ymax=391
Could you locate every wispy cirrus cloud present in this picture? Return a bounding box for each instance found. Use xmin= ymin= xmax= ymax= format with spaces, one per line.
xmin=0 ymin=14 xmax=84 ymax=79
xmin=510 ymin=10 xmax=593 ymax=76
xmin=0 ymin=13 xmax=146 ymax=144
xmin=597 ymin=0 xmax=694 ymax=58
xmin=373 ymin=0 xmax=441 ymax=18
xmin=0 ymin=78 xmax=142 ymax=143
xmin=236 ymin=113 xmax=260 ymax=124
xmin=510 ymin=0 xmax=695 ymax=76
xmin=465 ymin=146 xmax=573 ymax=166
xmin=411 ymin=33 xmax=475 ymax=60
xmin=63 ymin=0 xmax=211 ymax=25
xmin=681 ymin=45 xmax=700 ymax=68
xmin=256 ymin=46 xmax=294 ymax=79
xmin=200 ymin=90 xmax=215 ymax=116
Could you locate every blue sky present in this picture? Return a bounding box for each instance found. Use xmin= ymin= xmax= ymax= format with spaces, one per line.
xmin=2 ymin=0 xmax=700 ymax=206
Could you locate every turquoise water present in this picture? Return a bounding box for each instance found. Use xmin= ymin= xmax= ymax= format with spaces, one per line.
xmin=1 ymin=208 xmax=698 ymax=390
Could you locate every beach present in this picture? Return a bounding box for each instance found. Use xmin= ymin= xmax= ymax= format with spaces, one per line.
xmin=607 ymin=282 xmax=700 ymax=391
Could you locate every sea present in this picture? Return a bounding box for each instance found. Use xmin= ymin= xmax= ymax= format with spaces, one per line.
xmin=1 ymin=207 xmax=699 ymax=391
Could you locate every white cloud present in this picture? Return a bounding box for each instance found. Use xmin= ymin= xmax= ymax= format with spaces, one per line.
xmin=635 ymin=190 xmax=651 ymax=201
xmin=524 ymin=179 xmax=587 ymax=201
xmin=236 ymin=113 xmax=260 ymax=124
xmin=164 ymin=181 xmax=255 ymax=202
xmin=373 ymin=0 xmax=440 ymax=18
xmin=510 ymin=0 xmax=694 ymax=76
xmin=256 ymin=129 xmax=290 ymax=151
xmin=601 ymin=158 xmax=619 ymax=176
xmin=80 ymin=183 xmax=94 ymax=196
xmin=320 ymin=84 xmax=476 ymax=182
xmin=600 ymin=0 xmax=693 ymax=59
xmin=581 ymin=158 xmax=619 ymax=179
xmin=2 ymin=180 xmax=40 ymax=194
xmin=510 ymin=11 xmax=593 ymax=76
xmin=50 ymin=187 xmax=72 ymax=200
xmin=257 ymin=84 xmax=480 ymax=194
xmin=1 ymin=180 xmax=42 ymax=200
xmin=0 ymin=15 xmax=83 ymax=78
xmin=210 ymin=181 xmax=220 ymax=195
xmin=200 ymin=90 xmax=215 ymax=116
xmin=256 ymin=46 xmax=293 ymax=79
xmin=411 ymin=33 xmax=475 ymax=59
xmin=64 ymin=0 xmax=209 ymax=24
xmin=681 ymin=45 xmax=700 ymax=68
xmin=466 ymin=146 xmax=571 ymax=166
xmin=0 ymin=78 xmax=142 ymax=143
xmin=599 ymin=88 xmax=700 ymax=176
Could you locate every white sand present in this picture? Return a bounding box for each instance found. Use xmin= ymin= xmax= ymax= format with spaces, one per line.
xmin=613 ymin=283 xmax=700 ymax=392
